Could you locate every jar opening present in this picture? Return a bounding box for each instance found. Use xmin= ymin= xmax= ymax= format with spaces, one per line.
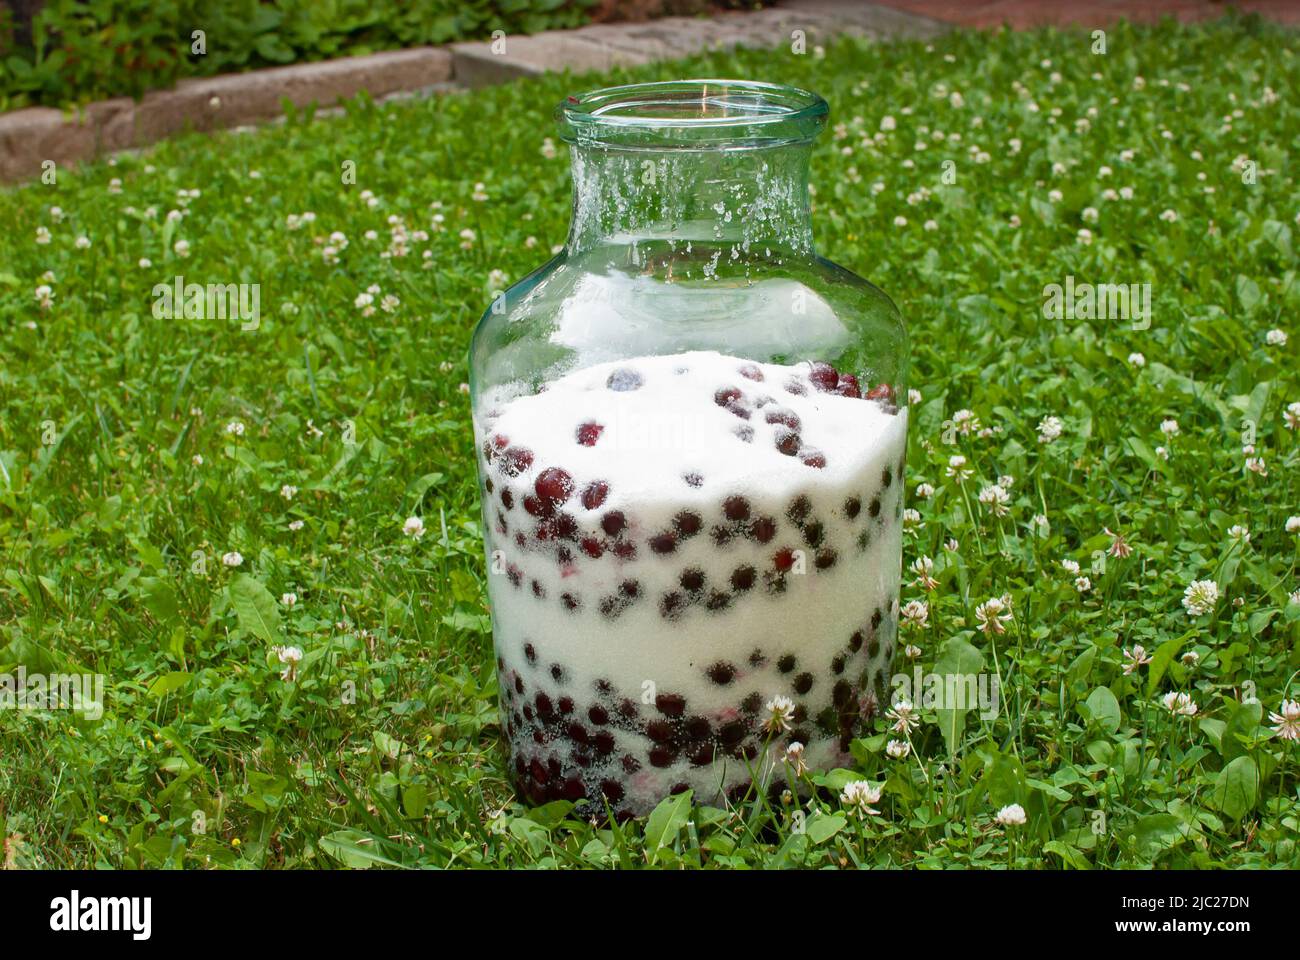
xmin=557 ymin=79 xmax=828 ymax=150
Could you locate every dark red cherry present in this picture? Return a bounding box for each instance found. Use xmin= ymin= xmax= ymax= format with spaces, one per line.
xmin=834 ymin=374 xmax=861 ymax=398
xmin=500 ymin=446 xmax=534 ymax=476
xmin=809 ymin=361 xmax=838 ymax=392
xmin=731 ymin=565 xmax=756 ymax=591
xmin=650 ymin=532 xmax=678 ymax=554
xmin=765 ymin=409 xmax=801 ymax=431
xmin=723 ymin=495 xmax=750 ymax=521
xmin=575 ymin=421 xmax=604 ymax=446
xmin=535 ymin=467 xmax=574 ymax=506
xmin=749 ymin=517 xmax=777 ymax=543
xmin=581 ymin=480 xmax=609 ymax=510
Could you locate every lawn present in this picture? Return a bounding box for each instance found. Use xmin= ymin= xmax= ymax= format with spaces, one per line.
xmin=1 ymin=14 xmax=1298 ymax=869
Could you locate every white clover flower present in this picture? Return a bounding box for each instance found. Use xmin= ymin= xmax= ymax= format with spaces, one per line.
xmin=49 ymin=205 xmax=65 ymax=222
xmin=952 ymin=408 xmax=980 ymax=434
xmin=1048 ymin=189 xmax=1063 ymax=203
xmin=1128 ymin=352 xmax=1146 ymax=367
xmin=1081 ymin=206 xmax=1099 ymax=223
xmin=902 ymin=508 xmax=923 ymax=531
xmin=138 ymin=257 xmax=152 ymax=268
xmin=1008 ymin=214 xmax=1021 ymax=228
xmin=1074 ymin=576 xmax=1092 ymax=593
xmin=1076 ymin=228 xmax=1093 ymax=246
xmin=75 ymin=235 xmax=91 ymax=249
xmin=911 ymin=555 xmax=938 ymax=590
xmin=1286 ymin=516 xmax=1300 ymax=534
xmin=886 ymin=739 xmax=911 ymax=760
xmin=907 ymin=388 xmax=922 ymax=406
xmin=945 ymin=454 xmax=973 ymax=481
xmin=1245 ymin=456 xmax=1267 ymax=476
xmin=784 ymin=741 xmax=807 ymax=776
xmin=173 ymin=239 xmax=190 ymax=257
xmin=887 ymin=698 xmax=919 ymax=734
xmin=280 ymin=484 xmax=298 ymax=500
xmin=900 ymin=600 xmax=929 ymax=629
xmin=35 ymin=226 xmax=51 ymax=244
xmin=1123 ymin=644 xmax=1153 ymax=675
xmin=1266 ymin=329 xmax=1288 ymax=346
xmin=841 ymin=780 xmax=883 ymax=817
xmin=288 ymin=519 xmax=305 ymax=531
xmin=975 ymin=595 xmax=1013 ymax=635
xmin=904 ymin=644 xmax=922 ymax=660
xmin=221 ymin=551 xmax=243 ymax=567
xmin=225 ymin=420 xmax=245 ymax=436
xmin=34 ymin=284 xmax=54 ymax=310
xmin=1270 ymin=700 xmax=1300 ymax=740
xmin=1037 ymin=415 xmax=1063 ymax=444
xmin=274 ymin=644 xmax=304 ymax=681
xmin=978 ymin=483 xmax=1010 ymax=516
xmin=281 ymin=592 xmax=297 ymax=608
xmin=191 ymin=454 xmax=203 ymax=466
xmin=914 ymin=482 xmax=935 ymax=499
xmin=1227 ymin=524 xmax=1250 ymax=544
xmin=380 ymin=294 xmax=400 ymax=313
xmin=403 ymin=516 xmax=425 ymax=539
xmin=1160 ymin=418 xmax=1179 ymax=436
xmin=1181 ymin=650 xmax=1200 ymax=667
xmin=1159 ymin=209 xmax=1178 ymax=223
xmin=1284 ymin=402 xmax=1300 ymax=431
xmin=880 ymin=115 xmax=896 ymax=131
xmin=765 ymin=695 xmax=795 ymax=734
xmin=1106 ymin=528 xmax=1132 ymax=559
xmin=995 ymin=803 xmax=1026 ymax=827
xmin=1155 ymin=445 xmax=1169 ymax=460
xmin=893 ymin=215 xmax=908 ymax=228
xmin=1061 ymin=558 xmax=1081 ymax=575
xmin=1162 ymin=691 xmax=1198 ymax=717
xmin=1182 ymin=579 xmax=1218 ymax=617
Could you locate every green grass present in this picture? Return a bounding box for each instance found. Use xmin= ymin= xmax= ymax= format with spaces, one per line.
xmin=1 ymin=14 xmax=1298 ymax=869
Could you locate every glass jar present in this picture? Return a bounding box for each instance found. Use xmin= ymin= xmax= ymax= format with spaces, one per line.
xmin=470 ymin=79 xmax=908 ymax=815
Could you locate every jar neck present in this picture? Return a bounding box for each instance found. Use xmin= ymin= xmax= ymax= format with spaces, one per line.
xmin=565 ymin=143 xmax=816 ymax=259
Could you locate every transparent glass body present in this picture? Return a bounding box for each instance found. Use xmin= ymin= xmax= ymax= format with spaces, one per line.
xmin=470 ymin=80 xmax=908 ymax=815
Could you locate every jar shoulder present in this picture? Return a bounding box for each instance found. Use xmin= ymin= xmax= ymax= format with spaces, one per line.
xmin=470 ymin=247 xmax=906 ymax=391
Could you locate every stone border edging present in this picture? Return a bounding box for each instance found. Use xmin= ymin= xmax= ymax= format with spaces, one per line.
xmin=0 ymin=1 xmax=945 ymax=183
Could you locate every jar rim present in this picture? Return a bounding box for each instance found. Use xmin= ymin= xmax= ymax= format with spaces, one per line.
xmin=557 ymin=79 xmax=828 ymax=150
